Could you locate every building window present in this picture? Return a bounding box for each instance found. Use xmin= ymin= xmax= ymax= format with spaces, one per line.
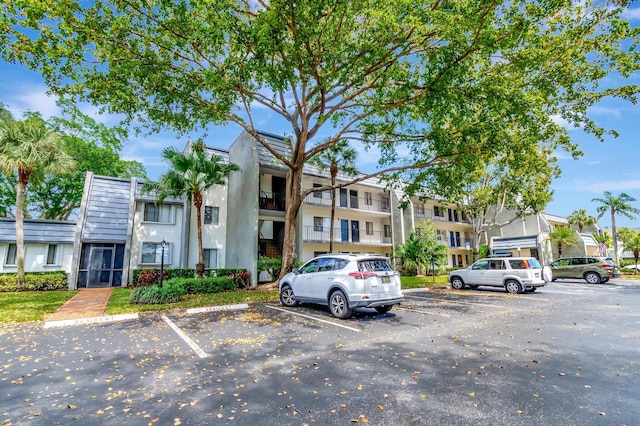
xmin=436 ymin=229 xmax=447 ymax=241
xmin=141 ymin=242 xmax=171 ymax=264
xmin=364 ymin=192 xmax=373 ymax=206
xmin=366 ymin=222 xmax=373 ymax=235
xmin=452 ymin=255 xmax=457 ymax=266
xmin=313 ymin=183 xmax=323 ymax=198
xmin=434 ymin=205 xmax=444 ymax=217
xmin=144 ymin=203 xmax=172 ymax=223
xmin=46 ymin=244 xmax=59 ymax=265
xmin=203 ymin=248 xmax=218 ymax=268
xmin=314 ymin=217 xmax=324 ymax=232
xmin=381 ymin=197 xmax=390 ymax=211
xmin=416 ymin=203 xmax=425 ymax=215
xmin=204 ymin=206 xmax=219 ymax=225
xmin=384 ymin=224 xmax=391 ymax=238
xmin=5 ymin=243 xmax=17 ymax=265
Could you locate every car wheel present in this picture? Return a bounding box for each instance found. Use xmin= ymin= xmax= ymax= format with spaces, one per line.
xmin=602 ymin=278 xmax=610 ymax=283
xmin=528 ymin=287 xmax=537 ymax=293
xmin=505 ymin=280 xmax=523 ymax=294
xmin=279 ymin=285 xmax=298 ymax=307
xmin=450 ymin=277 xmax=465 ymax=290
xmin=329 ymin=290 xmax=353 ymax=319
xmin=468 ymin=285 xmax=479 ymax=290
xmin=375 ymin=305 xmax=392 ymax=314
xmin=584 ymin=272 xmax=601 ymax=284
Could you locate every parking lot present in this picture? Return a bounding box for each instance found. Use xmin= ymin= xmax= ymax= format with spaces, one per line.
xmin=1 ymin=280 xmax=639 ymax=425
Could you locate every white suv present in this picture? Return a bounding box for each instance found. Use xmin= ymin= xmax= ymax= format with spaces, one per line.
xmin=448 ymin=257 xmax=552 ymax=294
xmin=279 ymin=254 xmax=404 ymax=319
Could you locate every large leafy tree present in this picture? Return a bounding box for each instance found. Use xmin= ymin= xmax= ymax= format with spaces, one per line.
xmin=310 ymin=140 xmax=357 ymax=253
xmin=567 ymin=209 xmax=598 ymax=233
xmin=3 ymin=1 xmax=638 ymax=277
xmin=548 ymin=226 xmax=578 ymax=258
xmin=592 ymin=192 xmax=640 ymax=266
xmin=142 ymin=141 xmax=239 ymax=277
xmin=0 ymin=109 xmax=75 ymax=287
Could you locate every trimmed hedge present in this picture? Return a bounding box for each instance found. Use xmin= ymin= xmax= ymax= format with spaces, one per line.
xmin=131 ymin=267 xmax=250 ymax=289
xmin=170 ymin=276 xmax=235 ymax=294
xmin=0 ymin=271 xmax=68 ymax=292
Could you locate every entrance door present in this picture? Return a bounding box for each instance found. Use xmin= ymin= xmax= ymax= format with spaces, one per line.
xmin=88 ymin=247 xmax=113 ymax=287
xmin=351 ymin=221 xmax=360 ymax=243
xmin=341 ymin=219 xmax=349 ymax=242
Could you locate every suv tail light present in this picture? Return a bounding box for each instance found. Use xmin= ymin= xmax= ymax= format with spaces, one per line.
xmin=602 ymin=263 xmax=613 ymax=269
xmin=349 ymin=272 xmax=377 ymax=279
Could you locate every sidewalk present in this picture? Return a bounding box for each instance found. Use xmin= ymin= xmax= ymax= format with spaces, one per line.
xmin=47 ymin=288 xmax=113 ymax=321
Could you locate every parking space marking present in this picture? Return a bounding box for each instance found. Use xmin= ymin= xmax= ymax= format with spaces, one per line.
xmin=396 ymin=306 xmax=450 ymax=317
xmin=187 ymin=303 xmax=249 ymax=314
xmin=405 ymin=294 xmax=506 ymax=309
xmin=161 ymin=315 xmax=209 ymax=358
xmin=43 ymin=313 xmax=139 ymax=328
xmin=266 ymin=306 xmax=361 ymax=332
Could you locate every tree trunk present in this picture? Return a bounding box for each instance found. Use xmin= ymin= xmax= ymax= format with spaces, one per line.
xmin=15 ymin=170 xmax=28 ymax=288
xmin=279 ymin=166 xmax=304 ymax=279
xmin=558 ymin=242 xmax=562 ymax=257
xmin=194 ymin=191 xmax=205 ymax=278
xmin=329 ymin=175 xmax=336 ymax=253
xmin=634 ymin=250 xmax=638 ymax=275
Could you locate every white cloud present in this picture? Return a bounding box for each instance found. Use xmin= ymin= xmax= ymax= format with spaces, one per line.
xmin=6 ymin=85 xmax=60 ymax=118
xmin=622 ymin=7 xmax=640 ymax=20
xmin=587 ymin=105 xmax=622 ymax=118
xmin=573 ymin=178 xmax=640 ymax=193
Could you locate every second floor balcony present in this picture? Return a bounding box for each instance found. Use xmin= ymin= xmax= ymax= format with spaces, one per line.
xmin=259 ymin=191 xmax=286 ymax=211
xmin=302 ymin=225 xmax=392 ymax=245
xmin=303 ymin=190 xmax=390 ymax=213
xmin=415 ymin=208 xmax=470 ymax=224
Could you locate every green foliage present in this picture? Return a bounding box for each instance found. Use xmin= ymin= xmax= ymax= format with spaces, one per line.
xmin=478 ymin=245 xmax=491 ymax=259
xmin=170 ymin=276 xmax=235 ymax=294
xmin=593 ymin=192 xmax=640 ymax=263
xmin=548 ymin=226 xmax=579 ymax=257
xmin=0 ymin=271 xmax=68 ymax=292
xmin=257 ymin=257 xmax=283 ymax=281
xmin=133 ymin=269 xmax=168 ymax=287
xmin=129 ymin=281 xmax=186 ymax=304
xmin=394 ymin=222 xmax=448 ymax=276
xmin=567 ymin=209 xmax=597 ymax=233
xmin=132 ymin=267 xmax=250 ymax=288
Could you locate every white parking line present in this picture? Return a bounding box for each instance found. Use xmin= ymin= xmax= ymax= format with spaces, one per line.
xmin=187 ymin=303 xmax=249 ymax=314
xmin=395 ymin=306 xmax=450 ymax=317
xmin=266 ymin=306 xmax=361 ymax=332
xmin=44 ymin=313 xmax=139 ymax=328
xmin=161 ymin=315 xmax=209 ymax=358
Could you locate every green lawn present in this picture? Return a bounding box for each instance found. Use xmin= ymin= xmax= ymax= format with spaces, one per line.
xmin=0 ymin=291 xmax=77 ymax=325
xmin=0 ymin=275 xmax=447 ymax=325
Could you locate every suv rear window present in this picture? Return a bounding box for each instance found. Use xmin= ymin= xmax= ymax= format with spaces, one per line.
xmin=508 ymin=258 xmax=542 ymax=269
xmin=358 ymin=259 xmax=393 ymax=272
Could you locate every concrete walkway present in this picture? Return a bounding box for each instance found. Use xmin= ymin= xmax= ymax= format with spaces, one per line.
xmin=47 ymin=288 xmax=113 ymax=321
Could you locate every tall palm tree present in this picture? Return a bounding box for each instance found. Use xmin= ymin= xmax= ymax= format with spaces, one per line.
xmin=548 ymin=226 xmax=578 ymax=257
xmin=143 ymin=140 xmax=238 ymax=277
xmin=0 ymin=109 xmax=75 ymax=288
xmin=592 ymin=191 xmax=640 ymax=266
xmin=310 ymin=140 xmax=357 ymax=252
xmin=567 ymin=209 xmax=597 ymax=233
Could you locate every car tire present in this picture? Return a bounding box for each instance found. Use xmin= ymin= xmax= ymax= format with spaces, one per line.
xmin=279 ymin=285 xmax=298 ymax=307
xmin=375 ymin=305 xmax=392 ymax=314
xmin=505 ymin=280 xmax=523 ymax=294
xmin=450 ymin=277 xmax=465 ymax=290
xmin=329 ymin=290 xmax=353 ymax=319
xmin=527 ymin=287 xmax=537 ymax=293
xmin=584 ymin=272 xmax=601 ymax=284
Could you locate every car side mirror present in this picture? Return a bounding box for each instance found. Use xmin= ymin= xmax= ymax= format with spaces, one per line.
xmin=292 ymin=268 xmax=300 ymax=275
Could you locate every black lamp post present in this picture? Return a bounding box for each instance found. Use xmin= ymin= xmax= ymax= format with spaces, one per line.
xmin=159 ymin=239 xmax=166 ymax=288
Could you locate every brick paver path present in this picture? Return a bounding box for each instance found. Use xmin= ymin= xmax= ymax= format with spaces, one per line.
xmin=47 ymin=288 xmax=113 ymax=321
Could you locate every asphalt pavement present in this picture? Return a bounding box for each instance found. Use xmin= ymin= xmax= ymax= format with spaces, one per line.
xmin=1 ymin=279 xmax=639 ymax=425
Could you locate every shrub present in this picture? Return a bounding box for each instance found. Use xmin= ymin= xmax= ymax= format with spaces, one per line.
xmin=129 ymin=281 xmax=186 ymax=304
xmin=134 ymin=269 xmax=169 ymax=287
xmin=172 ymin=276 xmax=235 ymax=294
xmin=0 ymin=271 xmax=68 ymax=292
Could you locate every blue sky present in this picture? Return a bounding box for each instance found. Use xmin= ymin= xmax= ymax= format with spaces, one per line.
xmin=1 ymin=8 xmax=640 ymax=230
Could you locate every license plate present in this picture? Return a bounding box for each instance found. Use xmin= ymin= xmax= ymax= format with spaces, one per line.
xmin=382 ymin=276 xmax=390 ymax=283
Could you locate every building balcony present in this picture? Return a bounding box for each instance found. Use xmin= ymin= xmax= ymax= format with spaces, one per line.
xmin=303 ymin=190 xmax=390 ymax=213
xmin=415 ymin=209 xmax=470 ymax=224
xmin=302 ymin=225 xmax=392 ymax=245
xmin=259 ymin=190 xmax=286 ymax=211
xmin=438 ymin=237 xmax=475 ymax=249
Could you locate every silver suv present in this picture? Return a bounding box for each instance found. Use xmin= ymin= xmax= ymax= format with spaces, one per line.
xmin=279 ymin=254 xmax=404 ymax=319
xmin=449 ymin=257 xmax=552 ymax=294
